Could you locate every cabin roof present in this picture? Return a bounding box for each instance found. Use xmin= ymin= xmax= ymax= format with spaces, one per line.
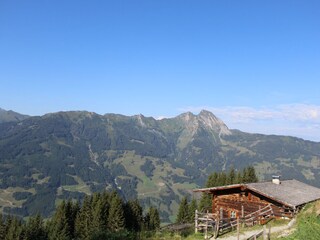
xmin=193 ymin=179 xmax=320 ymax=208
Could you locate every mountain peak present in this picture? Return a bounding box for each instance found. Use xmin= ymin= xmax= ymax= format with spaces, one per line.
xmin=175 ymin=110 xmax=231 ymax=136
xmin=134 ymin=114 xmax=147 ymax=127
xmin=199 ymin=109 xmax=215 ymax=117
xmin=176 ymin=112 xmax=196 ymax=122
xmin=0 ymin=108 xmax=30 ymax=123
xmin=198 ymin=109 xmax=231 ymax=136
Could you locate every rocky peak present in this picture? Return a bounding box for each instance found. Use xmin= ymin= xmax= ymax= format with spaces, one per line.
xmin=175 ymin=110 xmax=231 ymax=137
xmin=198 ymin=109 xmax=231 ymax=136
xmin=177 ymin=112 xmax=196 ymax=122
xmin=134 ymin=114 xmax=147 ymax=127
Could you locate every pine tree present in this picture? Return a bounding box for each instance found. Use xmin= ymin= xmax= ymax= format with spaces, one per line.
xmin=241 ymin=166 xmax=258 ymax=183
xmin=47 ymin=200 xmax=71 ymax=240
xmin=199 ymin=171 xmax=220 ymax=211
xmin=247 ymin=166 xmax=258 ymax=183
xmin=145 ymin=206 xmax=160 ymax=231
xmin=0 ymin=214 xmax=6 ymax=240
xmin=242 ymin=167 xmax=249 ymax=183
xmin=235 ymin=171 xmax=243 ymax=184
xmin=188 ymin=199 xmax=198 ymax=223
xmin=23 ymin=214 xmax=47 ymax=240
xmin=5 ymin=216 xmax=22 ymax=240
xmin=176 ymin=196 xmax=189 ymax=223
xmin=91 ymin=193 xmax=103 ymax=233
xmin=65 ymin=200 xmax=79 ymax=239
xmin=199 ymin=194 xmax=211 ymax=212
xmin=99 ymin=191 xmax=111 ymax=229
xmin=227 ymin=167 xmax=236 ymax=185
xmin=206 ymin=172 xmax=218 ymax=187
xmin=75 ymin=195 xmax=92 ymax=240
xmin=107 ymin=193 xmax=125 ymax=232
xmin=125 ymin=199 xmax=143 ymax=231
xmin=217 ymin=172 xmax=227 ymax=186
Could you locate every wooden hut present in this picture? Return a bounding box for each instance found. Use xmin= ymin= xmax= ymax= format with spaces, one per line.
xmin=194 ymin=178 xmax=320 ymax=221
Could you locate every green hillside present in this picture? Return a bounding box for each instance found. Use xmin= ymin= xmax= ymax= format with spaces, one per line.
xmin=281 ymin=200 xmax=320 ymax=239
xmin=0 ymin=109 xmax=320 ymax=222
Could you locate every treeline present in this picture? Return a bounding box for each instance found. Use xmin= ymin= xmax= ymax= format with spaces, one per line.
xmin=0 ymin=191 xmax=160 ymax=240
xmin=176 ymin=166 xmax=258 ymax=223
xmin=205 ymin=166 xmax=258 ymax=188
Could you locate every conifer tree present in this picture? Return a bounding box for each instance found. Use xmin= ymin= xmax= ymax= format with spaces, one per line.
xmin=75 ymin=195 xmax=92 ymax=240
xmin=176 ymin=196 xmax=189 ymax=223
xmin=91 ymin=193 xmax=103 ymax=233
xmin=242 ymin=167 xmax=248 ymax=183
xmin=23 ymin=214 xmax=47 ymax=240
xmin=47 ymin=200 xmax=71 ymax=240
xmin=206 ymin=172 xmax=218 ymax=187
xmin=227 ymin=167 xmax=236 ymax=185
xmin=65 ymin=200 xmax=79 ymax=239
xmin=5 ymin=216 xmax=22 ymax=240
xmin=188 ymin=199 xmax=198 ymax=223
xmin=247 ymin=166 xmax=258 ymax=183
xmin=235 ymin=171 xmax=243 ymax=184
xmin=0 ymin=213 xmax=6 ymax=240
xmin=145 ymin=206 xmax=160 ymax=231
xmin=107 ymin=193 xmax=125 ymax=232
xmin=199 ymin=194 xmax=211 ymax=212
xmin=125 ymin=199 xmax=143 ymax=231
xmin=99 ymin=191 xmax=111 ymax=229
xmin=218 ymin=172 xmax=227 ymax=186
xmin=199 ymin=171 xmax=220 ymax=211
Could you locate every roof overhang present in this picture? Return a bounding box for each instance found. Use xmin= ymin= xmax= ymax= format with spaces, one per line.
xmin=193 ymin=183 xmax=296 ymax=209
xmin=193 ymin=183 xmax=245 ymax=193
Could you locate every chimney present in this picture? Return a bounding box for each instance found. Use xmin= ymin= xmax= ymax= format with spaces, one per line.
xmin=272 ymin=175 xmax=281 ymax=184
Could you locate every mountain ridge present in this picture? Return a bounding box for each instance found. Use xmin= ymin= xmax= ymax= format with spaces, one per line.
xmin=0 ymin=108 xmax=319 ymax=222
xmin=0 ymin=108 xmax=30 ymax=123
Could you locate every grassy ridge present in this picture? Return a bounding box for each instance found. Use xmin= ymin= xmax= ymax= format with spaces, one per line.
xmin=282 ymin=201 xmax=320 ymax=239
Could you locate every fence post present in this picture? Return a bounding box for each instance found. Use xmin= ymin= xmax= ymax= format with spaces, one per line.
xmin=241 ymin=205 xmax=244 ymax=217
xmin=241 ymin=205 xmax=244 ymax=227
xmin=268 ymin=224 xmax=271 ymax=240
xmin=205 ymin=210 xmax=209 ymax=239
xmin=214 ymin=211 xmax=219 ymax=239
xmin=237 ymin=216 xmax=240 ymax=240
xmin=263 ymin=225 xmax=267 ymax=240
xmin=259 ymin=206 xmax=261 ymax=224
xmin=195 ymin=209 xmax=198 ymax=233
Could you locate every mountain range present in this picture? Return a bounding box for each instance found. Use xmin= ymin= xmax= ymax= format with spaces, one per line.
xmin=0 ymin=108 xmax=319 ymax=222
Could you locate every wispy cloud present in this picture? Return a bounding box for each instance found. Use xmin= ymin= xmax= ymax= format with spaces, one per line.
xmin=179 ymin=104 xmax=320 ymax=142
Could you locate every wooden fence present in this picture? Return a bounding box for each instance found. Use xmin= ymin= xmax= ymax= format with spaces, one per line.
xmin=195 ymin=204 xmax=274 ymax=239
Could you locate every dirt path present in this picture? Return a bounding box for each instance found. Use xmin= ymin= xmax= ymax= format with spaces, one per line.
xmin=214 ymin=219 xmax=296 ymax=240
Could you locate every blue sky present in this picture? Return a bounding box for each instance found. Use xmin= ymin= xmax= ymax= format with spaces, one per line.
xmin=1 ymin=1 xmax=320 ymax=141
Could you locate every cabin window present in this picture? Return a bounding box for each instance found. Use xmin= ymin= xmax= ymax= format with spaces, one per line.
xmin=231 ymin=211 xmax=236 ymax=218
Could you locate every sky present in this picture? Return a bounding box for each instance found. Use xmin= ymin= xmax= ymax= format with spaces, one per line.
xmin=0 ymin=0 xmax=320 ymax=141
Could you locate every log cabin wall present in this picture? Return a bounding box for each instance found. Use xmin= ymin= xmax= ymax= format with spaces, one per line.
xmin=211 ymin=187 xmax=294 ymax=219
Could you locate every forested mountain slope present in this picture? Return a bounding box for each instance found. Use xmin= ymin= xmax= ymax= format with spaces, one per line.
xmin=0 ymin=108 xmax=29 ymax=123
xmin=0 ymin=109 xmax=319 ymax=222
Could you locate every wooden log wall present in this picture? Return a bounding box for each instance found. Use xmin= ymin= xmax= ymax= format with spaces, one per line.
xmin=211 ymin=191 xmax=294 ymax=219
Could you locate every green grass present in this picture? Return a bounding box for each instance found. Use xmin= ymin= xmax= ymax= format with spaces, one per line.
xmin=61 ymin=175 xmax=91 ymax=195
xmin=142 ymin=229 xmax=203 ymax=240
xmin=0 ymin=187 xmax=36 ymax=212
xmin=31 ymin=173 xmax=50 ymax=184
xmin=280 ymin=201 xmax=320 ymax=240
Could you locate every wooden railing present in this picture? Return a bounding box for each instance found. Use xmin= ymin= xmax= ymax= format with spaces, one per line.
xmin=195 ymin=204 xmax=274 ymax=239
